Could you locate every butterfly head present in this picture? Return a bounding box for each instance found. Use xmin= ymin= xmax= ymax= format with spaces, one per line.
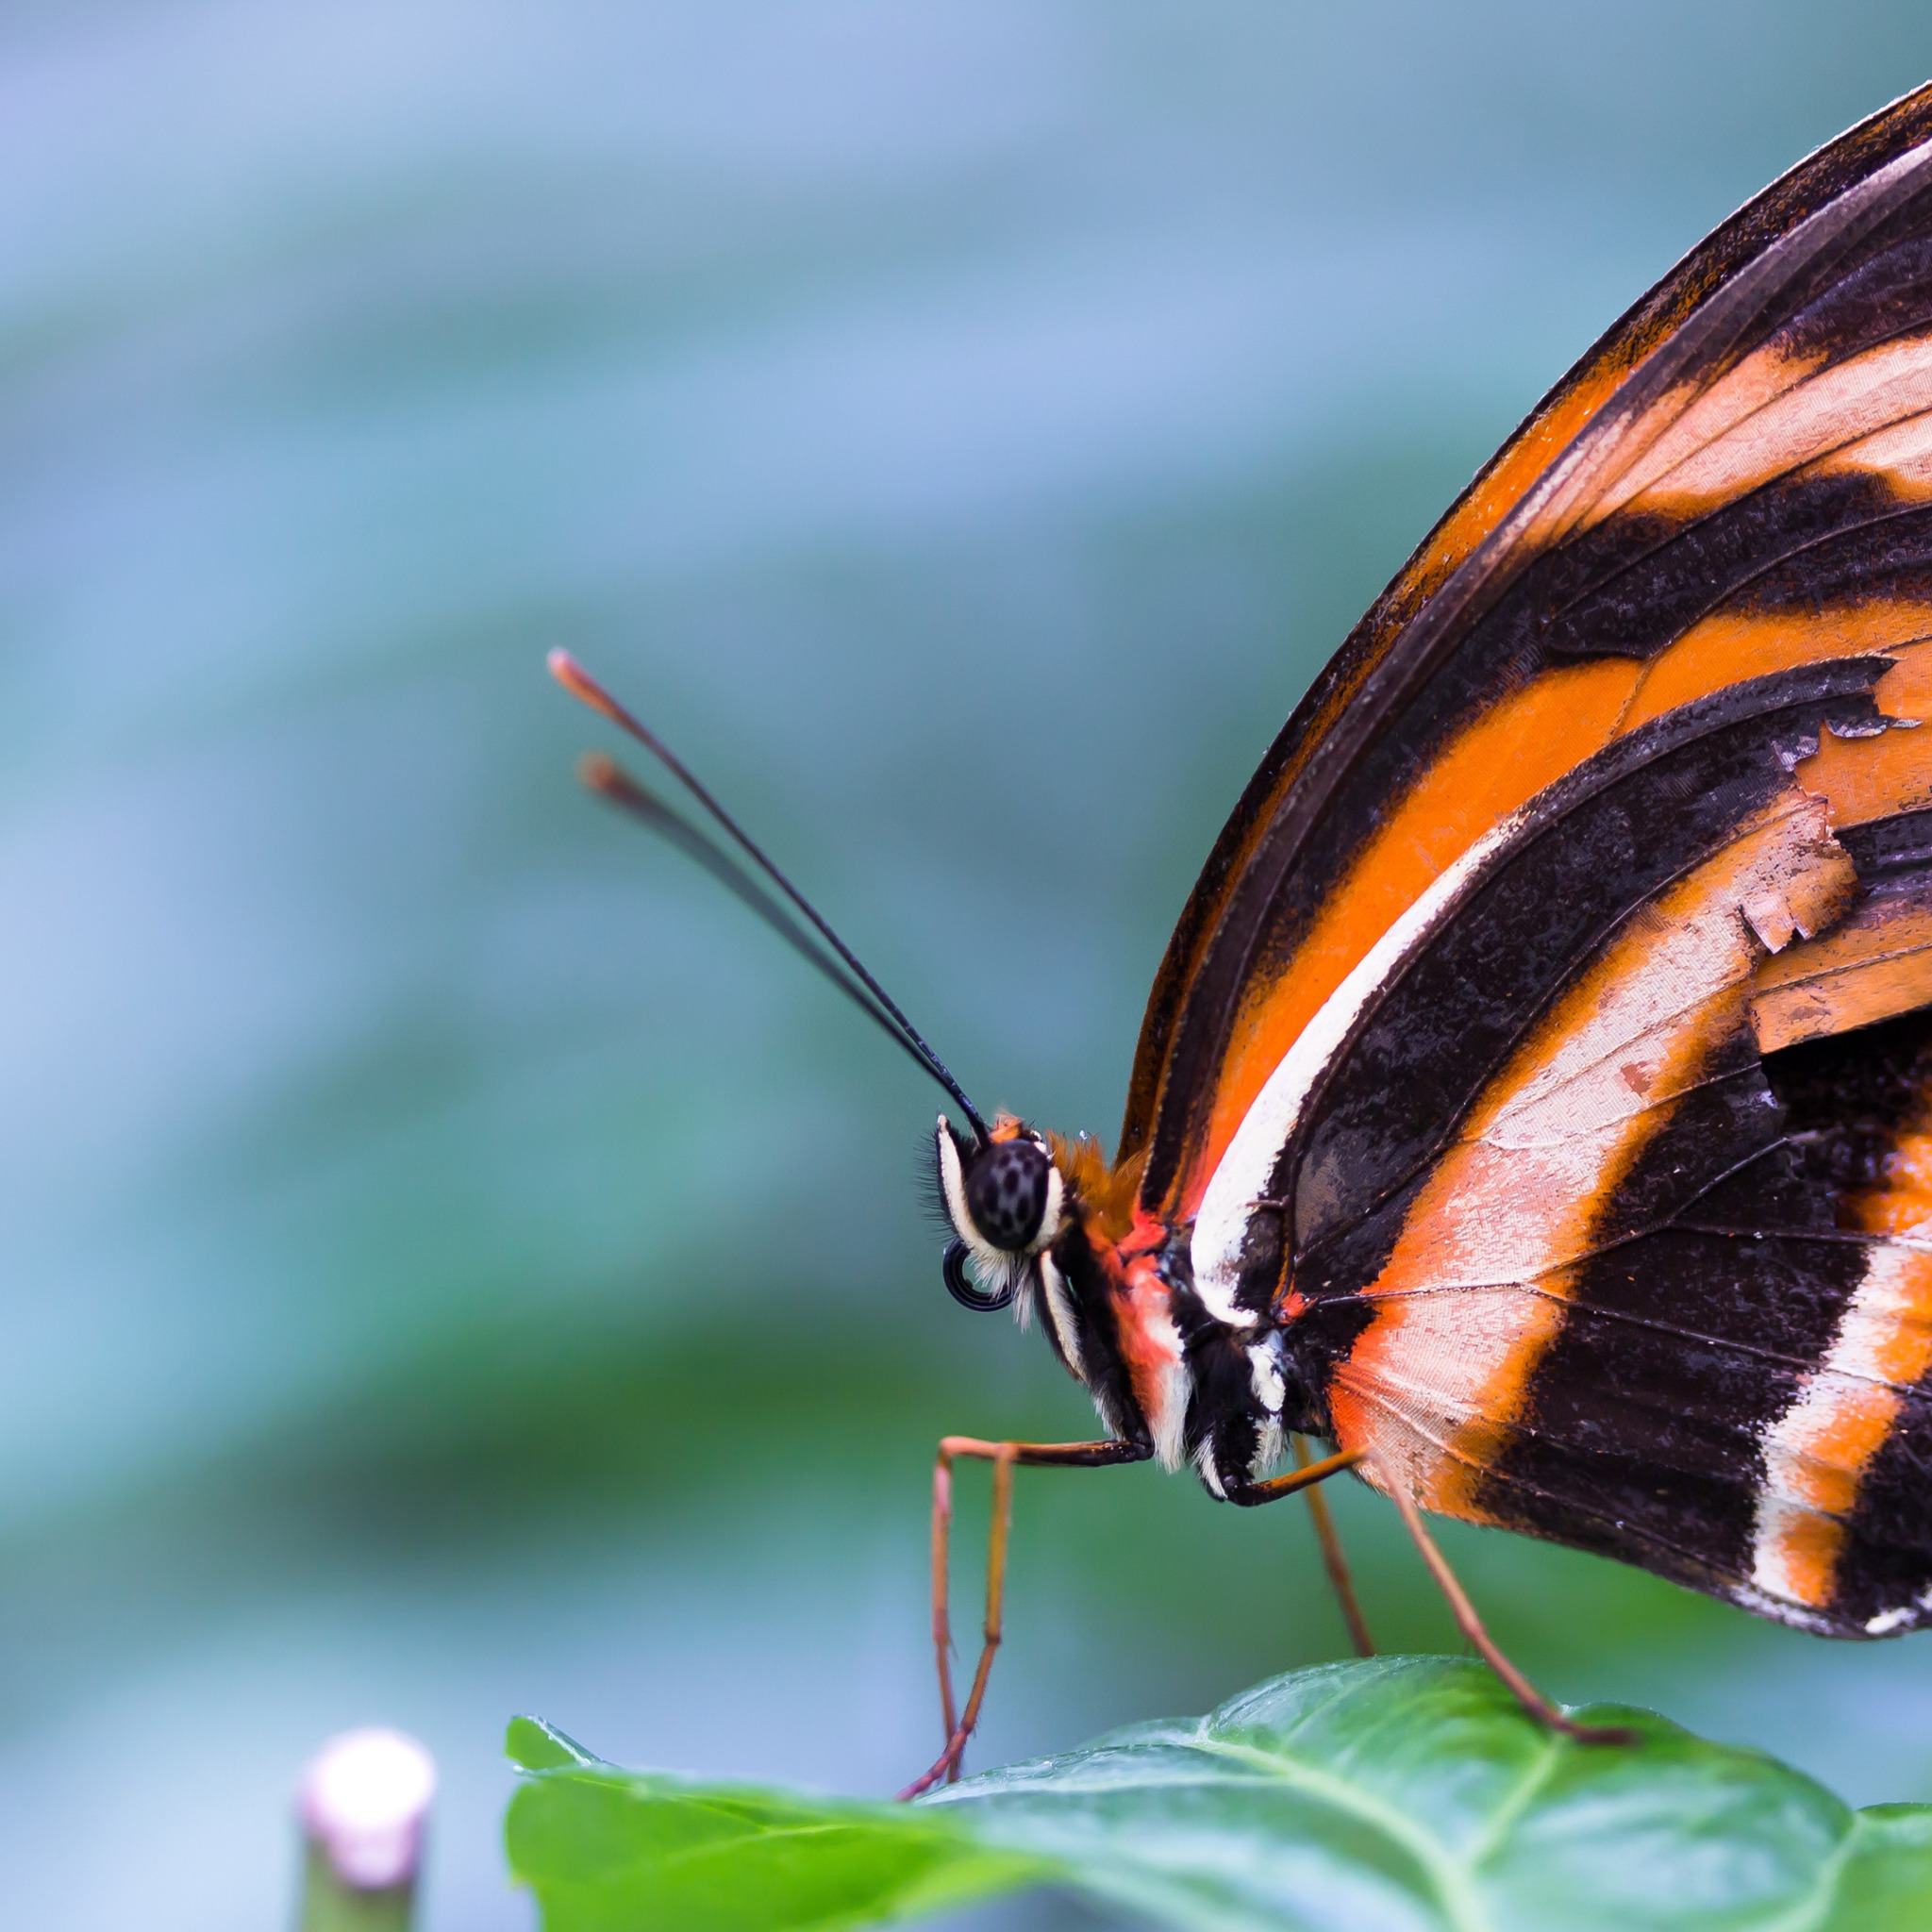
xmin=933 ymin=1110 xmax=1171 ymax=1461
xmin=932 ymin=1114 xmax=1068 ymax=1313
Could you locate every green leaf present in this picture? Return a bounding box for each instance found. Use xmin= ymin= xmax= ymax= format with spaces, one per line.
xmin=508 ymin=1715 xmax=607 ymax=1773
xmin=1823 ymin=1807 xmax=1932 ymax=1930
xmin=504 ymin=1740 xmax=1050 ymax=1932
xmin=505 ymin=1657 xmax=1932 ymax=1931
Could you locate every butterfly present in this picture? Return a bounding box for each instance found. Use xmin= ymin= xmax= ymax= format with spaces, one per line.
xmin=556 ymin=77 xmax=1932 ymax=1793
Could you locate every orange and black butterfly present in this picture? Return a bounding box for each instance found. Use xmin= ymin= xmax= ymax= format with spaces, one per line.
xmin=557 ymin=80 xmax=1932 ymax=1788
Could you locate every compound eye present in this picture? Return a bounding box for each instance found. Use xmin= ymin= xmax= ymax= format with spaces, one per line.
xmin=964 ymin=1138 xmax=1051 ymax=1252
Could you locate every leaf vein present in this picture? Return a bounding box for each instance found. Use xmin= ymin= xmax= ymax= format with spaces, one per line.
xmin=1182 ymin=1734 xmax=1491 ymax=1932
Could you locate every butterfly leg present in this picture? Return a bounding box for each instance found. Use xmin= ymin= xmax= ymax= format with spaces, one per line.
xmin=1228 ymin=1442 xmax=1365 ymax=1504
xmin=898 ymin=1434 xmax=1149 ymax=1801
xmin=1291 ymin=1434 xmax=1375 ymax=1657
xmin=1374 ymin=1460 xmax=1634 ymax=1745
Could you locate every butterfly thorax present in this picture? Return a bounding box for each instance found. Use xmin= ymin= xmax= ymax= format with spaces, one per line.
xmin=935 ymin=1112 xmax=1317 ymax=1500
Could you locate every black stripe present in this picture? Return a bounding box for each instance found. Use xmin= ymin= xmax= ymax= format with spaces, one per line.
xmin=1781 ymin=1008 xmax=1932 ymax=1630
xmin=1837 ymin=1399 xmax=1932 ymax=1632
xmin=1285 ymin=660 xmax=1891 ymax=1274
xmin=1474 ymin=1038 xmax=1864 ymax=1600
xmin=1471 ymin=1237 xmax=1861 ymax=1608
xmin=1766 ymin=1003 xmax=1932 ymax=1195
xmin=1840 ymin=807 xmax=1932 ymax=883
xmin=1529 ymin=472 xmax=1932 ymax=663
xmin=1048 ymin=1220 xmax=1152 ymax=1454
xmin=1713 ymin=183 xmax=1932 ymax=372
xmin=1777 ymin=225 xmax=1932 ymax=361
xmin=1472 ymin=1009 xmax=1932 ymax=1632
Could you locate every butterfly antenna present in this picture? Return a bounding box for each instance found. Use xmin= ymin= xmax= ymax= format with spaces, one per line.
xmin=553 ymin=651 xmax=991 ymax=1143
xmin=578 ymin=753 xmax=981 ymax=1114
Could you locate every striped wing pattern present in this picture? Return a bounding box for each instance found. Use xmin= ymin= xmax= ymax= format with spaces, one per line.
xmin=1140 ymin=83 xmax=1932 ymax=1634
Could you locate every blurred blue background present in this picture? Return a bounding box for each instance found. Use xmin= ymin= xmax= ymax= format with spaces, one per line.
xmin=8 ymin=6 xmax=1932 ymax=1927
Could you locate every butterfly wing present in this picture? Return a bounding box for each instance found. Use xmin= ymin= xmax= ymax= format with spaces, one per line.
xmin=1127 ymin=80 xmax=1932 ymax=1218
xmin=1133 ymin=81 xmax=1932 ymax=1632
xmin=1279 ymin=679 xmax=1932 ymax=1635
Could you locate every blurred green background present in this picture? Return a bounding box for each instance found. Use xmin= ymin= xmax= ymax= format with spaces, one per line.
xmin=8 ymin=5 xmax=1932 ymax=1927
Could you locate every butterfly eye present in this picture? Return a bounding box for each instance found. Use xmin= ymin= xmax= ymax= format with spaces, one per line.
xmin=965 ymin=1138 xmax=1051 ymax=1252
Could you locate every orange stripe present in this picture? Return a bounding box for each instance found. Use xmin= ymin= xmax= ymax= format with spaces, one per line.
xmin=1874 ymin=633 xmax=1932 ymax=716
xmin=1752 ymin=892 xmax=1932 ymax=1053
xmin=1184 ymin=659 xmax=1641 ymax=1218
xmin=1757 ymin=1507 xmax=1851 ymax=1610
xmin=1183 ymin=607 xmax=1932 ymax=1221
xmin=1326 ymin=791 xmax=1856 ymax=1517
xmin=1621 ymin=608 xmax=1932 ymax=733
xmin=1797 ymin=730 xmax=1932 ymax=834
xmin=1406 ymin=361 xmax=1641 ymax=615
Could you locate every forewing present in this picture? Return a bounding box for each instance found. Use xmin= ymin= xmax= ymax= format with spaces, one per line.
xmin=1129 ymin=81 xmax=1932 ymax=1241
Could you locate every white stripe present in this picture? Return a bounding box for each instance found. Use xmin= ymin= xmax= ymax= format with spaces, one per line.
xmin=1247 ymin=1339 xmax=1285 ymax=1415
xmin=1749 ymin=1241 xmax=1930 ymax=1612
xmin=1865 ymin=1589 xmax=1932 ymax=1637
xmin=1247 ymin=1339 xmax=1286 ymax=1479
xmin=934 ymin=1118 xmax=983 ymax=1260
xmin=1033 ymin=1162 xmax=1066 ymax=1254
xmin=1190 ymin=814 xmax=1523 ymax=1322
xmin=1037 ymin=1251 xmax=1084 ymax=1381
